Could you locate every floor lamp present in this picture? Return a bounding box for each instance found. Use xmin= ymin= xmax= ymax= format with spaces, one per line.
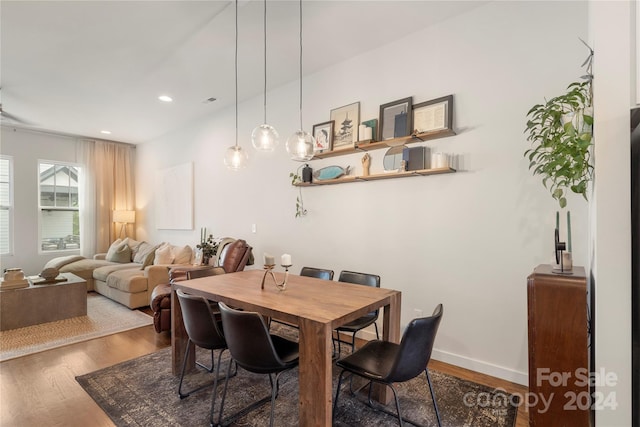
xmin=113 ymin=210 xmax=135 ymax=239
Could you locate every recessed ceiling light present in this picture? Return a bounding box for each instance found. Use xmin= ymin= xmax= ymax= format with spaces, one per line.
xmin=158 ymin=95 xmax=173 ymax=103
xmin=100 ymin=130 xmax=112 ymax=135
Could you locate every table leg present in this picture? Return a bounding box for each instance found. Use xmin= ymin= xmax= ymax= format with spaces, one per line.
xmin=171 ymin=286 xmax=194 ymax=375
xmin=298 ymin=319 xmax=333 ymax=426
xmin=371 ymin=293 xmax=402 ymax=404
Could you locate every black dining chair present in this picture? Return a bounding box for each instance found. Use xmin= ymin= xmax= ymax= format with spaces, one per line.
xmin=176 ymin=289 xmax=233 ymax=427
xmin=216 ymin=302 xmax=300 ymax=427
xmin=332 ymin=303 xmax=444 ymax=427
xmin=299 ymin=266 xmax=334 ymax=280
xmin=334 ymin=270 xmax=381 ymax=354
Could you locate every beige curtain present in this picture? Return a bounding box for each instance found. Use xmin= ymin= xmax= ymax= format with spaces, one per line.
xmin=77 ymin=140 xmax=135 ymax=255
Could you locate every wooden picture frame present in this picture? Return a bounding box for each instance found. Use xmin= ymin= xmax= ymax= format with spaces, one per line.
xmin=330 ymin=101 xmax=360 ymax=150
xmin=379 ymin=97 xmax=412 ymax=140
xmin=312 ymin=120 xmax=334 ymax=153
xmin=412 ymin=95 xmax=454 ymax=135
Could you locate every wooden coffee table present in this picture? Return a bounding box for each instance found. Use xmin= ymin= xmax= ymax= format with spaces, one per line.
xmin=0 ymin=272 xmax=87 ymax=331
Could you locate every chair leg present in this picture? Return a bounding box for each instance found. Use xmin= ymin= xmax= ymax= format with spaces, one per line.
xmin=374 ymin=322 xmax=379 ymax=340
xmin=332 ymin=369 xmax=348 ymax=422
xmin=269 ymin=371 xmax=285 ymax=427
xmin=197 ymin=348 xmax=215 ymax=373
xmin=425 ymin=369 xmax=442 ymax=427
xmin=216 ymin=357 xmax=235 ymax=427
xmin=389 ymin=383 xmax=404 ymax=427
xmin=208 ymin=349 xmax=227 ymax=426
xmin=178 ymin=339 xmax=193 ymax=398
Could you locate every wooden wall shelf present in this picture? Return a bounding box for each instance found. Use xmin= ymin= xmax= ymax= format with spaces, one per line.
xmin=293 ymin=167 xmax=456 ymax=187
xmin=312 ymin=128 xmax=456 ymax=159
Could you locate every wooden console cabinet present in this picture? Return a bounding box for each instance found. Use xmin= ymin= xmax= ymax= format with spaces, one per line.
xmin=527 ymin=264 xmax=590 ymax=426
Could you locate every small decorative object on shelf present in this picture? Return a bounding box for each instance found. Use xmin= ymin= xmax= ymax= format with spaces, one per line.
xmin=302 ymin=164 xmax=312 ymax=183
xmin=313 ymin=165 xmax=351 ymax=181
xmin=361 ymin=153 xmax=371 ymax=177
xmin=261 ymin=253 xmax=293 ymax=291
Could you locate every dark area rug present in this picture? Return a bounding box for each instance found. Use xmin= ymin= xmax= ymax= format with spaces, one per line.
xmin=77 ymin=328 xmax=519 ymax=427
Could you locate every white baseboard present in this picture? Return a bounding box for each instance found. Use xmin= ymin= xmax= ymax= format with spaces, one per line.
xmin=431 ymin=348 xmax=528 ymax=386
xmin=356 ymin=328 xmax=528 ymax=386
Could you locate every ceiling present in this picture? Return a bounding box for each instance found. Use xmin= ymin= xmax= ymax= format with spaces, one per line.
xmin=0 ymin=1 xmax=487 ymax=144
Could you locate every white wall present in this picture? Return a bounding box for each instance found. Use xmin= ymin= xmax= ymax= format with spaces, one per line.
xmin=590 ymin=1 xmax=633 ymax=425
xmin=136 ymin=1 xmax=589 ymax=384
xmin=0 ymin=127 xmax=80 ymax=274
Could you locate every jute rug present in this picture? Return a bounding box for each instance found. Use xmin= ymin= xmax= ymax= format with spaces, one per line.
xmin=77 ymin=334 xmax=519 ymax=427
xmin=0 ymin=292 xmax=153 ymax=361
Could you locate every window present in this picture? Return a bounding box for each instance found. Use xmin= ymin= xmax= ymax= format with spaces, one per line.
xmin=39 ymin=161 xmax=81 ymax=252
xmin=0 ymin=156 xmax=13 ymax=255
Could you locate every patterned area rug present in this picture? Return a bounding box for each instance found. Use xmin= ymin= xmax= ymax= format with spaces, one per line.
xmin=0 ymin=292 xmax=152 ymax=361
xmin=77 ymin=330 xmax=519 ymax=427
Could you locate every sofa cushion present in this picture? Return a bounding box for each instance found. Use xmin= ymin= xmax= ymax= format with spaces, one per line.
xmin=44 ymin=255 xmax=86 ymax=270
xmin=54 ymin=258 xmax=116 ymax=283
xmin=172 ymin=245 xmax=193 ymax=265
xmin=93 ymin=263 xmax=140 ymax=282
xmin=106 ymin=242 xmax=131 ymax=263
xmin=133 ymin=241 xmax=157 ymax=264
xmin=154 ymin=243 xmax=174 ymax=265
xmin=106 ymin=268 xmax=149 ymax=293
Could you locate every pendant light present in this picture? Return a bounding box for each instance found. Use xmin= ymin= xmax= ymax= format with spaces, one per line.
xmin=224 ymin=0 xmax=248 ymax=170
xmin=251 ymin=0 xmax=279 ymax=152
xmin=285 ymin=0 xmax=314 ymax=161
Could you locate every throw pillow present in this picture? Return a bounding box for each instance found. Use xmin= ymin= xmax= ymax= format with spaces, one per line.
xmin=105 ymin=239 xmax=123 ymax=258
xmin=140 ymin=250 xmax=156 ymax=270
xmin=106 ymin=243 xmax=131 ymax=263
xmin=126 ymin=238 xmax=142 ymax=261
xmin=172 ymin=245 xmax=193 ymax=265
xmin=154 ymin=243 xmax=174 ymax=265
xmin=133 ymin=241 xmax=156 ymax=264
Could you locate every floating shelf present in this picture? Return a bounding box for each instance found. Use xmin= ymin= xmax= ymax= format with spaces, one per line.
xmin=311 ymin=128 xmax=456 ymax=160
xmin=293 ymin=167 xmax=456 ymax=187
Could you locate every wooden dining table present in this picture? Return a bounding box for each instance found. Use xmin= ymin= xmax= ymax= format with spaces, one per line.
xmin=171 ymin=269 xmax=401 ymax=427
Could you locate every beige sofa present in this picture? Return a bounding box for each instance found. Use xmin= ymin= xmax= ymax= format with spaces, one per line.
xmin=44 ymin=238 xmax=193 ymax=309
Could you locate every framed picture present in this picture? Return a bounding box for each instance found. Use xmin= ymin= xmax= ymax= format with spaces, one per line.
xmin=330 ymin=101 xmax=360 ymax=150
xmin=312 ymin=120 xmax=334 ymax=153
xmin=412 ymin=95 xmax=454 ymax=135
xmin=379 ymin=97 xmax=412 ymax=140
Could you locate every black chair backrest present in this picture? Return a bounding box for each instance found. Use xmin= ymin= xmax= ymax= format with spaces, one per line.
xmin=338 ymin=270 xmax=381 ymax=314
xmin=218 ymin=302 xmax=288 ymax=373
xmin=338 ymin=270 xmax=380 ymax=288
xmin=300 ymin=266 xmax=334 ymax=280
xmin=176 ymin=289 xmax=226 ymax=349
xmin=186 ymin=267 xmax=217 ymax=280
xmin=387 ymin=304 xmax=443 ymax=383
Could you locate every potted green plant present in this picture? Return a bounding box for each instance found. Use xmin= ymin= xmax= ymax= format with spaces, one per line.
xmin=196 ymin=227 xmax=218 ymax=264
xmin=524 ymin=41 xmax=594 ymax=208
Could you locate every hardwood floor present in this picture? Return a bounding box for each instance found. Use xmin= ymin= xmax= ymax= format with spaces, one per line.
xmin=0 ymin=321 xmax=528 ymax=427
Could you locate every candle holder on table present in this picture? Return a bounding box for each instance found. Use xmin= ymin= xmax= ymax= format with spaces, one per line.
xmin=261 ymin=264 xmax=292 ymax=291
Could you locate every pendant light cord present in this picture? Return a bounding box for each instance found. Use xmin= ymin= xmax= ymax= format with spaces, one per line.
xmin=235 ymin=0 xmax=238 ymax=148
xmin=298 ymin=0 xmax=303 ymax=130
xmin=263 ymin=0 xmax=267 ymax=124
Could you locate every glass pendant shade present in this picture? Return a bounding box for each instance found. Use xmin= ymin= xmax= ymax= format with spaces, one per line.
xmin=251 ymin=124 xmax=279 ymax=152
xmin=224 ymin=145 xmax=248 ymax=170
xmin=285 ymin=129 xmax=314 ymax=161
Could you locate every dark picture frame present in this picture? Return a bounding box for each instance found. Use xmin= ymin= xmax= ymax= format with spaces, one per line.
xmin=312 ymin=120 xmax=334 ymax=153
xmin=379 ymin=97 xmax=413 ymax=140
xmin=330 ymin=101 xmax=360 ymax=150
xmin=411 ymin=95 xmax=454 ymax=135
